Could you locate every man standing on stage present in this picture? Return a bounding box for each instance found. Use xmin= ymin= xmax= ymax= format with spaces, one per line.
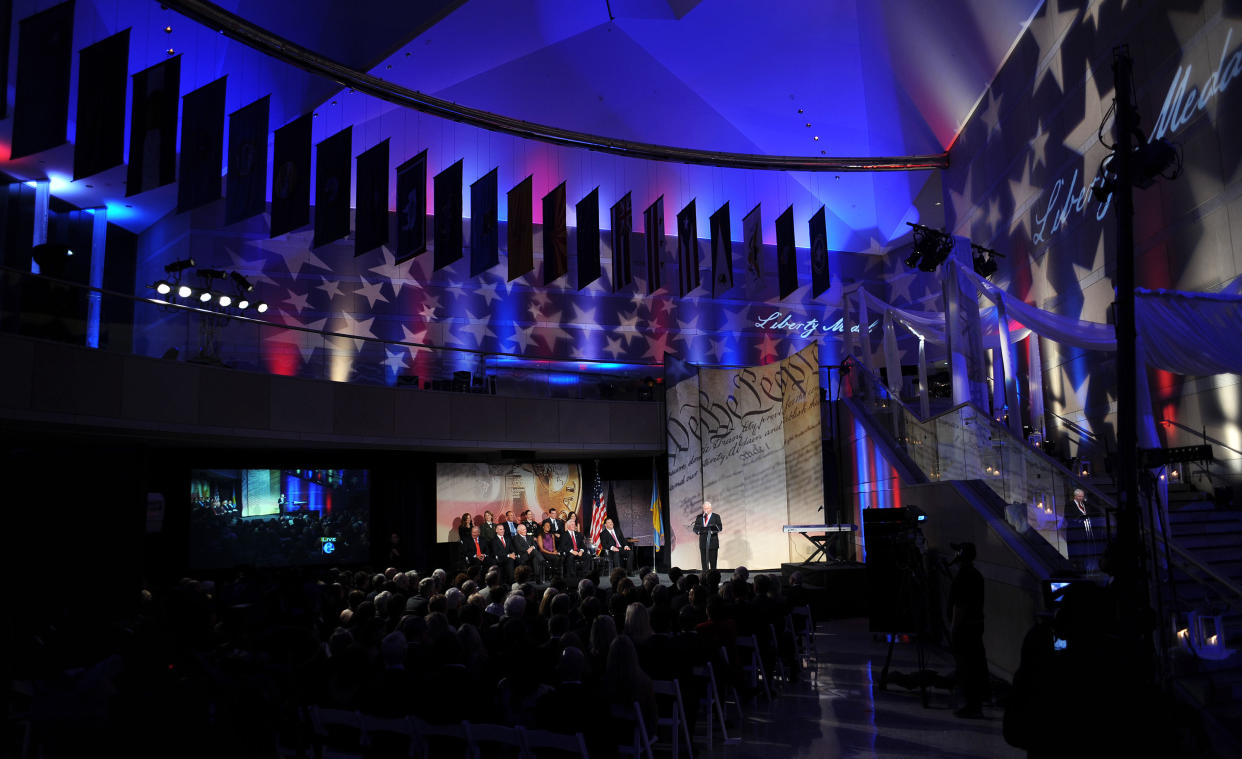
xmin=693 ymin=500 xmax=722 ymax=571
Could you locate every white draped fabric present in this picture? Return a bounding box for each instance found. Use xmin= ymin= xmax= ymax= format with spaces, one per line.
xmin=1135 ymin=288 xmax=1242 ymax=375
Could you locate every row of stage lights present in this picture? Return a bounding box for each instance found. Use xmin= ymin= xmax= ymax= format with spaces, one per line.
xmin=150 ymin=259 xmax=268 ymax=313
xmin=902 ymin=222 xmax=1004 ymax=278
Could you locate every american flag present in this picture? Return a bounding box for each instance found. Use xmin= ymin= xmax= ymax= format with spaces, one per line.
xmin=589 ymin=463 xmax=607 ymax=552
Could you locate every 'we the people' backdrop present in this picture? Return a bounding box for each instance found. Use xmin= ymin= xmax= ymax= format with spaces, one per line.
xmin=666 ymin=343 xmax=823 ymax=569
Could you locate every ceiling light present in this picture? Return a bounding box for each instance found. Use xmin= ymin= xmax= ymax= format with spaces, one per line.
xmin=199 ymin=291 xmax=212 ymax=303
xmin=218 ymin=294 xmax=232 ymax=307
xmin=237 ymin=299 xmax=250 ymax=310
xmin=178 ymin=284 xmax=193 ymax=298
xmin=256 ymin=302 xmax=269 ymax=313
xmin=155 ymin=281 xmax=172 ymax=295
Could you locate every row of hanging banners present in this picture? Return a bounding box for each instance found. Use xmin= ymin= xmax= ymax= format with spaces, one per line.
xmin=9 ymin=13 xmax=834 ymax=300
xmin=849 ymin=234 xmax=1242 ymax=536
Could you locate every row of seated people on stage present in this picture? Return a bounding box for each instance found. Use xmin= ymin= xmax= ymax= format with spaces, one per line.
xmin=459 ymin=510 xmax=635 ymax=580
xmin=24 ymin=558 xmax=811 ymax=757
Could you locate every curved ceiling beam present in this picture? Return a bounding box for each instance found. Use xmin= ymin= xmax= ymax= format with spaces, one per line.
xmin=164 ymin=0 xmax=948 ymax=173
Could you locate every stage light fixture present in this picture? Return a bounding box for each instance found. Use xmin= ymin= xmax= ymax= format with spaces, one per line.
xmin=971 ymin=244 xmax=1003 ymax=279
xmin=218 ymin=294 xmax=232 ymax=307
xmin=165 ymin=258 xmax=195 ymax=273
xmin=178 ymin=284 xmax=193 ymax=298
xmin=199 ymin=291 xmax=213 ymax=303
xmin=905 ymin=223 xmax=953 ymax=272
xmin=1132 ymin=136 xmax=1181 ymax=189
xmin=229 ymin=271 xmax=254 ymax=292
xmin=237 ymin=299 xmax=250 ymax=310
xmin=256 ymin=302 xmax=269 ymax=313
xmin=197 ymin=268 xmax=226 ymax=280
xmin=155 ymin=281 xmax=172 ymax=295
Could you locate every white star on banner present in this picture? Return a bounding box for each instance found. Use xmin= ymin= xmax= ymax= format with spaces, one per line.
xmin=507 ymin=324 xmax=539 ymax=354
xmin=617 ymin=305 xmax=643 ymax=329
xmin=477 ymin=279 xmax=505 ymax=306
xmin=317 ymin=277 xmax=347 ymax=301
xmin=642 ymin=330 xmax=675 ymax=362
xmin=652 ymin=296 xmax=674 ymax=318
xmin=355 ymin=277 xmax=390 ymax=308
xmin=419 ymin=303 xmax=438 ymax=321
xmin=368 ymin=246 xmax=419 ymax=299
xmin=602 ymin=335 xmax=627 ymax=358
xmin=265 ymin=313 xmax=328 ymax=363
xmin=528 ymin=290 xmax=553 ymax=319
xmin=856 ymin=234 xmax=889 ymax=257
xmin=677 ymin=313 xmax=699 ymax=333
xmin=283 ymin=288 xmax=311 ymax=315
xmin=1008 ymin=157 xmax=1037 ymax=213
xmin=569 ymin=336 xmax=594 ymax=359
xmin=453 ymin=307 xmax=497 ymax=348
xmin=540 ymin=321 xmax=575 ymax=351
xmin=887 ymin=272 xmax=920 ymax=306
xmin=445 ymin=283 xmax=469 ymax=301
xmin=381 ymin=348 xmax=408 ymax=373
xmin=226 ymin=245 xmax=280 ymax=290
xmin=706 ymin=335 xmax=729 ymax=363
xmin=251 ymin=232 xmax=331 ymax=278
xmin=337 ymin=312 xmax=378 ymax=340
xmin=986 ymin=197 xmax=1003 ymax=236
xmin=628 ymin=289 xmax=648 ymax=311
xmin=568 ymin=300 xmax=598 ymax=327
xmin=948 ymin=167 xmax=978 ymax=235
xmin=721 ymin=304 xmax=752 ymax=334
xmin=1063 ymin=61 xmax=1109 ymax=155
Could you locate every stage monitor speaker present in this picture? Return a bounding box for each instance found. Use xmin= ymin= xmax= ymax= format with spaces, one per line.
xmin=862 ymin=507 xmax=925 ymax=633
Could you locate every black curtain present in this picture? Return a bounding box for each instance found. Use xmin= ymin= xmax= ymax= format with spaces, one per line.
xmin=11 ymin=1 xmax=73 ymax=158
xmin=270 ymin=113 xmax=312 ymax=237
xmin=611 ymin=192 xmax=633 ymax=291
xmin=576 ymin=187 xmax=600 ymax=290
xmin=0 ymin=0 xmax=12 ymax=119
xmin=507 ymin=175 xmax=534 ymax=281
xmin=470 ymin=167 xmax=499 ymax=276
xmin=395 ymin=149 xmax=427 ymax=262
xmin=776 ymin=205 xmax=798 ymax=300
xmin=355 ymin=139 xmax=390 ymax=256
xmin=810 ymin=205 xmax=830 ymax=298
xmin=177 ymin=77 xmax=227 ymax=213
xmin=643 ymin=195 xmax=664 ymax=293
xmin=313 ymin=126 xmax=352 ymax=248
xmin=73 ymin=29 xmax=129 ymax=180
xmin=542 ymin=181 xmax=567 ymax=285
xmin=225 ymin=95 xmax=270 ymax=225
xmin=433 ymin=159 xmax=464 ymax=271
xmin=126 ymin=57 xmax=181 ymax=197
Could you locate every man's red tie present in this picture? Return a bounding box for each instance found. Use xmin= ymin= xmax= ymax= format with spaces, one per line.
xmin=474 ymin=538 xmax=482 ymax=558
xmin=571 ymin=533 xmax=577 ymax=550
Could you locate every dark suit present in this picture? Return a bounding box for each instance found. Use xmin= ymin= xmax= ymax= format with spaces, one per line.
xmin=599 ymin=526 xmax=633 ymax=572
xmin=513 ymin=533 xmax=539 ymax=569
xmin=503 ymin=520 xmax=520 ymax=538
xmin=558 ymin=530 xmax=589 ymax=579
xmin=547 ymin=517 xmax=564 ymax=535
xmin=460 ymin=535 xmax=491 ymax=571
xmin=693 ymin=512 xmax=722 ymax=570
xmin=491 ymin=533 xmax=518 ymax=581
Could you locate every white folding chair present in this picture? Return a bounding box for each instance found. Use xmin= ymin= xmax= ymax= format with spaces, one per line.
xmin=736 ymin=634 xmax=771 ymax=701
xmin=517 ymin=726 xmax=590 ymax=758
xmin=308 ymin=706 xmax=364 ymax=759
xmin=611 ymin=701 xmax=656 ymax=759
xmin=360 ymin=714 xmax=417 ymax=759
xmin=652 ymin=679 xmax=694 ymax=759
xmin=464 ymin=721 xmax=523 ymax=759
xmin=410 ymin=716 xmax=468 ymax=759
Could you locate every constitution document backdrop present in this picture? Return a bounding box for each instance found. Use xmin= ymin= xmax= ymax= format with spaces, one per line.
xmin=666 ymin=343 xmax=823 ymax=569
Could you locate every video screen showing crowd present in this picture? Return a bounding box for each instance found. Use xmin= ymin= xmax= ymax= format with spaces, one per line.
xmin=189 ymin=468 xmax=371 ymax=569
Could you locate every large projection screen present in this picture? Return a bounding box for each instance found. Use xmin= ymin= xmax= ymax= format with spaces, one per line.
xmin=666 ymin=343 xmax=823 ymax=569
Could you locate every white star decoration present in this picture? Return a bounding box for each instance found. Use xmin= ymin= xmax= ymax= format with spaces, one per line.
xmin=400 ymin=324 xmax=432 ymax=361
xmin=706 ymin=335 xmax=729 ymax=363
xmin=642 ymin=330 xmax=674 ymax=362
xmin=317 ymin=277 xmax=346 ymax=301
xmin=757 ymin=332 xmax=781 ymax=363
xmin=1030 ymin=0 xmax=1078 ymax=95
xmin=507 ymin=324 xmax=539 ymax=354
xmin=978 ymin=89 xmax=1004 ymax=144
xmin=1030 ymin=120 xmax=1051 ymax=171
xmin=355 ymin=278 xmax=390 ymax=308
xmin=226 ymin=246 xmax=280 ymax=290
xmin=283 ymin=288 xmax=310 ymax=315
xmin=251 ymin=232 xmax=332 ymax=278
xmin=265 ymin=312 xmax=328 ymax=363
xmin=368 ymin=247 xmax=419 ymax=299
xmin=453 ymin=307 xmax=497 ymax=348
xmin=381 ymin=348 xmax=408 ymax=373
xmin=602 ymin=335 xmax=626 ymax=358
xmin=477 ymin=279 xmax=505 ymax=306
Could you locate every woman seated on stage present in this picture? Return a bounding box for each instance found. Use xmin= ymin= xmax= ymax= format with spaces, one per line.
xmin=537 ymin=519 xmax=563 ymax=577
xmin=457 ymin=512 xmax=474 ymax=543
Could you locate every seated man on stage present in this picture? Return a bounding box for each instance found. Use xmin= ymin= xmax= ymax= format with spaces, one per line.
xmin=514 ymin=522 xmax=541 ymax=574
xmin=461 ymin=525 xmax=491 ymax=573
xmin=490 ymin=524 xmax=518 ymax=582
xmin=536 ymin=520 xmax=563 ymax=579
xmin=599 ymin=517 xmax=634 ymax=574
xmin=559 ymin=516 xmax=589 ymax=580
